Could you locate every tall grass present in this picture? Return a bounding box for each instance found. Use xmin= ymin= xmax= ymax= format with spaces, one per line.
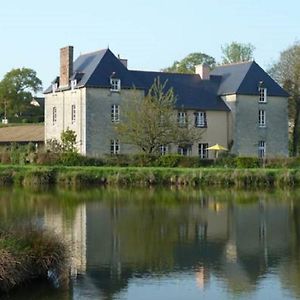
xmin=0 ymin=227 xmax=67 ymax=292
xmin=0 ymin=165 xmax=299 ymax=188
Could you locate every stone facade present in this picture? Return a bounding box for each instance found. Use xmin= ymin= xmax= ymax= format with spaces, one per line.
xmin=222 ymin=94 xmax=288 ymax=157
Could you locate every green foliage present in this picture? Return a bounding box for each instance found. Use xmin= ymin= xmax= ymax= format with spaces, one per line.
xmin=162 ymin=52 xmax=216 ymax=73
xmin=221 ymin=42 xmax=255 ymax=64
xmin=236 ymin=157 xmax=260 ymax=168
xmin=61 ymin=128 xmax=77 ymax=153
xmin=268 ymin=42 xmax=300 ymax=156
xmin=0 ymin=68 xmax=42 ymax=119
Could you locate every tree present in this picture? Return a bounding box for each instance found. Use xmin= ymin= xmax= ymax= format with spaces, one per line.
xmin=162 ymin=52 xmax=216 ymax=74
xmin=115 ymin=78 xmax=203 ymax=154
xmin=0 ymin=68 xmax=42 ymax=118
xmin=269 ymin=42 xmax=300 ymax=155
xmin=221 ymin=42 xmax=255 ymax=64
xmin=61 ymin=128 xmax=78 ymax=153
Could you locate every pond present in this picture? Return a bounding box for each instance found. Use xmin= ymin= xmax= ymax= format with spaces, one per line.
xmin=1 ymin=187 xmax=300 ymax=300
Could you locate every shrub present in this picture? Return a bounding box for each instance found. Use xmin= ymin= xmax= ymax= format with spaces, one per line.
xmin=157 ymin=155 xmax=182 ymax=167
xmin=236 ymin=157 xmax=261 ymax=168
xmin=35 ymin=152 xmax=60 ymax=165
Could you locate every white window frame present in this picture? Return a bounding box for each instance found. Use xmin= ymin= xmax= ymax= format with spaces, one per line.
xmin=71 ymin=79 xmax=77 ymax=90
xmin=178 ymin=111 xmax=187 ymax=127
xmin=52 ymin=83 xmax=58 ymax=93
xmin=111 ymin=104 xmax=120 ymax=123
xmin=52 ymin=107 xmax=57 ymax=125
xmin=71 ymin=104 xmax=76 ymax=124
xmin=258 ymin=141 xmax=266 ymax=158
xmin=195 ymin=111 xmax=207 ymax=128
xmin=258 ymin=109 xmax=266 ymax=127
xmin=110 ymin=139 xmax=120 ymax=154
xmin=159 ymin=145 xmax=168 ymax=155
xmin=199 ymin=143 xmax=209 ymax=159
xmin=110 ymin=78 xmax=121 ymax=92
xmin=259 ymin=87 xmax=267 ymax=103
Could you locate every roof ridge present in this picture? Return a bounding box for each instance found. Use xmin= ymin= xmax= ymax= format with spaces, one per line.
xmin=79 ymin=48 xmax=108 ymax=56
xmin=130 ymin=69 xmax=200 ymax=77
xmin=217 ymin=60 xmax=253 ymax=67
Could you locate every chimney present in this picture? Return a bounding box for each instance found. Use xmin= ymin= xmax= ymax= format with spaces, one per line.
xmin=60 ymin=46 xmax=73 ymax=87
xmin=195 ymin=64 xmax=210 ymax=80
xmin=117 ymin=54 xmax=128 ymax=68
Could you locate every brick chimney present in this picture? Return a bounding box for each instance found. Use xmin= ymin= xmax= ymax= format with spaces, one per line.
xmin=195 ymin=64 xmax=210 ymax=80
xmin=60 ymin=46 xmax=73 ymax=87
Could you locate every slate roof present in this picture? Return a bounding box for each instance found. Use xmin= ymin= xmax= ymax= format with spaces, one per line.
xmin=210 ymin=61 xmax=289 ymax=97
xmin=44 ymin=48 xmax=288 ymax=111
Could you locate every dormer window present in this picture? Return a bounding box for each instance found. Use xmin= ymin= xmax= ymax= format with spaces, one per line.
xmin=52 ymin=83 xmax=58 ymax=93
xmin=110 ymin=78 xmax=121 ymax=92
xmin=71 ymin=79 xmax=77 ymax=90
xmin=258 ymin=87 xmax=267 ymax=103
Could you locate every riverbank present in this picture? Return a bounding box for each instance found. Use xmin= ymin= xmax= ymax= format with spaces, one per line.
xmin=0 ymin=165 xmax=299 ymax=188
xmin=0 ymin=227 xmax=67 ymax=293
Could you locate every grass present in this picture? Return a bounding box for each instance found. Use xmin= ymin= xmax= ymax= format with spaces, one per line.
xmin=0 ymin=165 xmax=300 ymax=188
xmin=0 ymin=226 xmax=67 ymax=293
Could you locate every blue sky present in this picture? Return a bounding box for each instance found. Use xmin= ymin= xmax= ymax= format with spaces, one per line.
xmin=0 ymin=0 xmax=299 ymax=92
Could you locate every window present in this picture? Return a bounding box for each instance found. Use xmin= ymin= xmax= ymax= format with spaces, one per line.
xmin=52 ymin=107 xmax=57 ymax=125
xmin=178 ymin=145 xmax=192 ymax=156
xmin=199 ymin=143 xmax=209 ymax=159
xmin=111 ymin=105 xmax=120 ymax=123
xmin=110 ymin=139 xmax=120 ymax=154
xmin=178 ymin=111 xmax=187 ymax=127
xmin=110 ymin=78 xmax=121 ymax=92
xmin=71 ymin=79 xmax=77 ymax=90
xmin=160 ymin=145 xmax=168 ymax=155
xmin=52 ymin=83 xmax=57 ymax=93
xmin=71 ymin=104 xmax=76 ymax=124
xmin=258 ymin=141 xmax=266 ymax=158
xmin=195 ymin=111 xmax=207 ymax=128
xmin=259 ymin=110 xmax=266 ymax=127
xmin=259 ymin=87 xmax=267 ymax=103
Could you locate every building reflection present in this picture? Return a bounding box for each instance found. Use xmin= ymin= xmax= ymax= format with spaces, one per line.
xmin=35 ymin=190 xmax=300 ymax=299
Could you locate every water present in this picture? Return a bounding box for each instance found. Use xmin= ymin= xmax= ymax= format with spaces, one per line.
xmin=1 ymin=187 xmax=300 ymax=299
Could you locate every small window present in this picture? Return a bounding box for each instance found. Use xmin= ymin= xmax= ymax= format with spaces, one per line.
xmin=160 ymin=145 xmax=168 ymax=155
xmin=258 ymin=141 xmax=266 ymax=158
xmin=110 ymin=78 xmax=121 ymax=92
xmin=71 ymin=80 xmax=77 ymax=90
xmin=178 ymin=111 xmax=187 ymax=127
xmin=71 ymin=104 xmax=76 ymax=124
xmin=111 ymin=105 xmax=120 ymax=123
xmin=52 ymin=83 xmax=58 ymax=93
xmin=195 ymin=111 xmax=207 ymax=128
xmin=259 ymin=110 xmax=266 ymax=127
xmin=110 ymin=139 xmax=120 ymax=154
xmin=178 ymin=145 xmax=191 ymax=156
xmin=259 ymin=87 xmax=267 ymax=103
xmin=199 ymin=143 xmax=208 ymax=159
xmin=52 ymin=107 xmax=57 ymax=125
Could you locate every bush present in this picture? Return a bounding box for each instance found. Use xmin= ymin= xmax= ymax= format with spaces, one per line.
xmin=156 ymin=155 xmax=182 ymax=167
xmin=236 ymin=157 xmax=261 ymax=168
xmin=35 ymin=152 xmax=60 ymax=165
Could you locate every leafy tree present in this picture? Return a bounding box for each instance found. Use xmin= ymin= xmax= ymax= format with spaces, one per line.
xmin=162 ymin=52 xmax=216 ymax=74
xmin=221 ymin=42 xmax=255 ymax=64
xmin=115 ymin=78 xmax=203 ymax=154
xmin=269 ymin=42 xmax=300 ymax=155
xmin=0 ymin=68 xmax=42 ymax=118
xmin=61 ymin=128 xmax=78 ymax=153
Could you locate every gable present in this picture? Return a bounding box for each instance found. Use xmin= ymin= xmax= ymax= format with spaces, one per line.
xmin=210 ymin=61 xmax=289 ymax=97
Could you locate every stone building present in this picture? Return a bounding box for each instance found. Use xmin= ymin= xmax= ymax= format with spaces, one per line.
xmin=44 ymin=46 xmax=289 ymax=158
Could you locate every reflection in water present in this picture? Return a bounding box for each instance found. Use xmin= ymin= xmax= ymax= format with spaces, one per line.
xmin=0 ymin=188 xmax=300 ymax=299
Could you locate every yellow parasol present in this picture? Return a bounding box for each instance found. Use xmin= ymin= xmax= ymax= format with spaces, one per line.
xmin=207 ymin=144 xmax=228 ymax=158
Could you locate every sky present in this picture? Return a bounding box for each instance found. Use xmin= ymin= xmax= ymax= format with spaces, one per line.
xmin=0 ymin=0 xmax=299 ymax=93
